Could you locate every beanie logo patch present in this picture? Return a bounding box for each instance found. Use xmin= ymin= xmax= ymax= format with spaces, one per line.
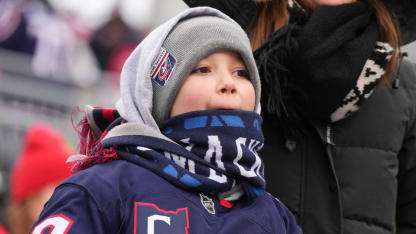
xmin=151 ymin=47 xmax=176 ymax=86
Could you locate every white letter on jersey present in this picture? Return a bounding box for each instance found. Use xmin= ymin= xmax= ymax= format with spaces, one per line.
xmin=31 ymin=215 xmax=73 ymax=234
xmin=148 ymin=215 xmax=171 ymax=234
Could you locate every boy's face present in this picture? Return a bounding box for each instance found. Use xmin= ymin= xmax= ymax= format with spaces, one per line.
xmin=170 ymin=51 xmax=255 ymax=118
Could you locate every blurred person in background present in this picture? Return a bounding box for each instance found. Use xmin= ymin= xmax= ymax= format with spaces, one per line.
xmin=0 ymin=0 xmax=100 ymax=87
xmin=6 ymin=124 xmax=72 ymax=234
xmin=184 ymin=0 xmax=416 ymax=234
xmin=89 ymin=10 xmax=142 ymax=83
xmin=0 ymin=224 xmax=8 ymax=234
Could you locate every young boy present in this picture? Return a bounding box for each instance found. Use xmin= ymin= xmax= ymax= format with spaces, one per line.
xmin=30 ymin=7 xmax=302 ymax=234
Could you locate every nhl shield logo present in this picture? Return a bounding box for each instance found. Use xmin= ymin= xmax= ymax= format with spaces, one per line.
xmin=200 ymin=193 xmax=215 ymax=215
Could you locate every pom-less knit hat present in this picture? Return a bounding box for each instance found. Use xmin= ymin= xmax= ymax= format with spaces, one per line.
xmin=152 ymin=15 xmax=261 ymax=125
xmin=116 ymin=7 xmax=260 ymax=131
xmin=10 ymin=124 xmax=72 ymax=203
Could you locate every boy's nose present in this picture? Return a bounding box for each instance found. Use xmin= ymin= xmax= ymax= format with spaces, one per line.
xmin=218 ymin=73 xmax=237 ymax=95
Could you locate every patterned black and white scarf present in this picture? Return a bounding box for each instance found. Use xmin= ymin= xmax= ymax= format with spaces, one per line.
xmin=98 ymin=109 xmax=265 ymax=201
xmin=254 ymin=1 xmax=393 ymax=132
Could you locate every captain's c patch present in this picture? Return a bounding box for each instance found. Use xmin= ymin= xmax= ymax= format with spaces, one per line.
xmin=134 ymin=202 xmax=189 ymax=234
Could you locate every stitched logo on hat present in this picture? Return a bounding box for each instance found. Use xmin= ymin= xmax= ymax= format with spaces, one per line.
xmin=151 ymin=47 xmax=176 ymax=87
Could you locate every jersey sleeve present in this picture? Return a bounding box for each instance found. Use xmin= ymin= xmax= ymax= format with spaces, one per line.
xmin=29 ymin=183 xmax=115 ymax=234
xmin=272 ymin=196 xmax=303 ymax=234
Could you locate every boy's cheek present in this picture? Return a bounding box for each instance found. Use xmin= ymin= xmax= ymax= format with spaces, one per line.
xmin=242 ymin=84 xmax=256 ymax=111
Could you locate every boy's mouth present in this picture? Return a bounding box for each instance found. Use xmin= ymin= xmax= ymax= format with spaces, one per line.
xmin=213 ymin=107 xmax=240 ymax=111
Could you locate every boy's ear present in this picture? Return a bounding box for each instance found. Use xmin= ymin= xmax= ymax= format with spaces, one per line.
xmin=182 ymin=0 xmax=259 ymax=33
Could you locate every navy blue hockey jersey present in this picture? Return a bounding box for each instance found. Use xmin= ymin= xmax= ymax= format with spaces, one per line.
xmin=30 ymin=160 xmax=302 ymax=234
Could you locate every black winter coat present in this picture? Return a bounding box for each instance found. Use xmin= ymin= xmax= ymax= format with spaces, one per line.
xmin=261 ymin=58 xmax=416 ymax=234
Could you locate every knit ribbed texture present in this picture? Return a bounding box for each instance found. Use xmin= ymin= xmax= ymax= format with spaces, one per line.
xmin=152 ymin=16 xmax=261 ymax=125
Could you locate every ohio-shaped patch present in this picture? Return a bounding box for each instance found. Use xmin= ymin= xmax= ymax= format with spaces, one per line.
xmin=134 ymin=202 xmax=189 ymax=234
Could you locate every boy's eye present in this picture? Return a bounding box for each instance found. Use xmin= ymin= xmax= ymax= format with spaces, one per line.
xmin=233 ymin=69 xmax=249 ymax=79
xmin=191 ymin=67 xmax=210 ymax=74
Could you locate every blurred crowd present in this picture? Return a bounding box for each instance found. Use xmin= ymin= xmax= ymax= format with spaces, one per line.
xmin=0 ymin=0 xmax=142 ymax=85
xmin=0 ymin=0 xmax=186 ymax=232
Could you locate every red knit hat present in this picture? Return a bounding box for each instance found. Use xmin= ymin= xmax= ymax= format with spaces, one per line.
xmin=0 ymin=223 xmax=8 ymax=234
xmin=10 ymin=123 xmax=72 ymax=203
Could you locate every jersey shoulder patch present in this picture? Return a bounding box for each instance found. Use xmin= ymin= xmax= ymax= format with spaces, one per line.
xmin=134 ymin=202 xmax=189 ymax=234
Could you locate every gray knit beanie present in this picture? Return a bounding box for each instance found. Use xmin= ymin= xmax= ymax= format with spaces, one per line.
xmin=151 ymin=15 xmax=261 ymax=125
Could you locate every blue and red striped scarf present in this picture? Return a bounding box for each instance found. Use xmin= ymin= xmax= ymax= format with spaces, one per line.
xmin=73 ymin=108 xmax=265 ymax=201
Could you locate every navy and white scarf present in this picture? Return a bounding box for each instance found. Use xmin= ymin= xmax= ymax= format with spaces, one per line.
xmin=254 ymin=1 xmax=394 ymax=137
xmin=100 ymin=110 xmax=265 ymax=201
